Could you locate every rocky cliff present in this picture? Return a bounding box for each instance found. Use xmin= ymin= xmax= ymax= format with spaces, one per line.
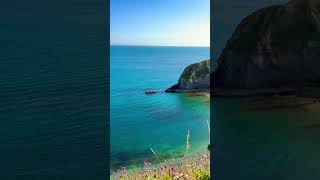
xmin=166 ymin=60 xmax=210 ymax=92
xmin=212 ymin=0 xmax=320 ymax=89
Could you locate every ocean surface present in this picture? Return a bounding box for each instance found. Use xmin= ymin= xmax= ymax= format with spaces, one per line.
xmin=0 ymin=0 xmax=107 ymax=179
xmin=110 ymin=46 xmax=210 ymax=170
xmin=213 ymin=98 xmax=320 ymax=179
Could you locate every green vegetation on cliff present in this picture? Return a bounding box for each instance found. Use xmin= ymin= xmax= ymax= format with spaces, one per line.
xmin=166 ymin=60 xmax=210 ymax=92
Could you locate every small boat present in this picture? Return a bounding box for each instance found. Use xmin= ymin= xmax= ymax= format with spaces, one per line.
xmin=145 ymin=90 xmax=158 ymax=94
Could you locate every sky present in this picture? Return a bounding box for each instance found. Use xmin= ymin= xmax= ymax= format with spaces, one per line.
xmin=212 ymin=0 xmax=288 ymax=57
xmin=110 ymin=0 xmax=210 ymax=47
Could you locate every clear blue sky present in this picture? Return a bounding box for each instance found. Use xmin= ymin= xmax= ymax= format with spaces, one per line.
xmin=111 ymin=0 xmax=210 ymax=46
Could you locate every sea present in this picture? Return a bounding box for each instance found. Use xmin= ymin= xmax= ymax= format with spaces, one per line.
xmin=110 ymin=45 xmax=210 ymax=170
xmin=213 ymin=97 xmax=320 ymax=179
xmin=0 ymin=0 xmax=107 ymax=179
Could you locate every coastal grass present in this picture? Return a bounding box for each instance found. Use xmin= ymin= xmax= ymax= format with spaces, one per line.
xmin=110 ymin=151 xmax=210 ymax=180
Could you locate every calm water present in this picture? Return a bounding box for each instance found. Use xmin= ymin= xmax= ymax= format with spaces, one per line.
xmin=213 ymin=98 xmax=320 ymax=179
xmin=110 ymin=46 xmax=210 ymax=170
xmin=0 ymin=0 xmax=107 ymax=179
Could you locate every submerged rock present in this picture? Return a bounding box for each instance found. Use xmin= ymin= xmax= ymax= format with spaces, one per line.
xmin=166 ymin=60 xmax=210 ymax=92
xmin=212 ymin=0 xmax=320 ymax=89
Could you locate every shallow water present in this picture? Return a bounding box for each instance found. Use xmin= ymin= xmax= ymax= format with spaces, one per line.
xmin=110 ymin=46 xmax=210 ymax=170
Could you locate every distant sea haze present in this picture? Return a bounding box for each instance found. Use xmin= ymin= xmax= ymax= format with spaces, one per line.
xmin=110 ymin=45 xmax=210 ymax=170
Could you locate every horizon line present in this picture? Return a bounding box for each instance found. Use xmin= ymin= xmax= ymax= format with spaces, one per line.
xmin=110 ymin=44 xmax=210 ymax=48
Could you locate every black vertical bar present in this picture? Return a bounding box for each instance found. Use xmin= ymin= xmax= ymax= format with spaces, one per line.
xmin=107 ymin=0 xmax=111 ymax=178
xmin=210 ymin=0 xmax=215 ymax=178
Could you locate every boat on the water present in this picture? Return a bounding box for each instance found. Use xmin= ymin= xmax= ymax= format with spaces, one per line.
xmin=145 ymin=90 xmax=157 ymax=94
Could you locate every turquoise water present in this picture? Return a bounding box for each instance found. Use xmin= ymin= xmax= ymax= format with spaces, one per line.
xmin=110 ymin=46 xmax=210 ymax=170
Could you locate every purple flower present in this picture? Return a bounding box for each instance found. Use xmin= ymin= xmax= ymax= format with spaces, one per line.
xmin=172 ymin=172 xmax=179 ymax=178
xmin=144 ymin=161 xmax=152 ymax=166
xmin=159 ymin=165 xmax=165 ymax=172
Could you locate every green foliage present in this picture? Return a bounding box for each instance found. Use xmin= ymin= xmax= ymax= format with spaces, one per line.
xmin=181 ymin=60 xmax=210 ymax=80
xmin=193 ymin=168 xmax=210 ymax=180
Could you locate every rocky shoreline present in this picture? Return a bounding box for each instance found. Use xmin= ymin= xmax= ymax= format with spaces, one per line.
xmin=211 ymin=88 xmax=297 ymax=97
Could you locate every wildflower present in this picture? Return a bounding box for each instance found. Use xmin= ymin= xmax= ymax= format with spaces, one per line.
xmin=172 ymin=172 xmax=182 ymax=180
xmin=172 ymin=172 xmax=179 ymax=177
xmin=144 ymin=161 xmax=152 ymax=166
xmin=159 ymin=165 xmax=165 ymax=172
xmin=144 ymin=168 xmax=151 ymax=174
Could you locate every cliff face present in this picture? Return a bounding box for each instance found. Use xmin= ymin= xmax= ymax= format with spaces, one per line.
xmin=213 ymin=0 xmax=320 ymax=89
xmin=166 ymin=60 xmax=210 ymax=92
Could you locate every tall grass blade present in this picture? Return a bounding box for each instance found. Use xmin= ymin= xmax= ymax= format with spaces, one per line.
xmin=186 ymin=129 xmax=190 ymax=154
xmin=207 ymin=120 xmax=210 ymax=136
xmin=150 ymin=147 xmax=161 ymax=163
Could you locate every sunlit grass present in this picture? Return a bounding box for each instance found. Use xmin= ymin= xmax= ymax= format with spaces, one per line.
xmin=111 ymin=151 xmax=210 ymax=180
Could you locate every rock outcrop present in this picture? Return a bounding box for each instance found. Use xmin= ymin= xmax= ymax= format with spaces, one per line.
xmin=212 ymin=0 xmax=320 ymax=89
xmin=166 ymin=60 xmax=210 ymax=92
